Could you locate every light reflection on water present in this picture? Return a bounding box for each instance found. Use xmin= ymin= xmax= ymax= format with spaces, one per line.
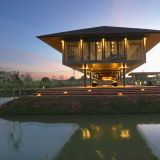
xmin=0 ymin=97 xmax=11 ymax=105
xmin=0 ymin=115 xmax=160 ymax=160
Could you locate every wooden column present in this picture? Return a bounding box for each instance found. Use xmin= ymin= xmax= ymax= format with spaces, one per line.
xmin=89 ymin=70 xmax=92 ymax=86
xmin=84 ymin=64 xmax=87 ymax=87
xmin=119 ymin=70 xmax=122 ymax=85
xmin=122 ymin=63 xmax=126 ymax=86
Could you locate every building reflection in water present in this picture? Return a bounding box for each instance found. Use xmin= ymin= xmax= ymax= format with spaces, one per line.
xmin=7 ymin=121 xmax=23 ymax=152
xmin=0 ymin=119 xmax=79 ymax=160
xmin=2 ymin=115 xmax=160 ymax=160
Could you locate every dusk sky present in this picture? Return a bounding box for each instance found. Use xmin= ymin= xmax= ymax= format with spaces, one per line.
xmin=1 ymin=0 xmax=160 ymax=79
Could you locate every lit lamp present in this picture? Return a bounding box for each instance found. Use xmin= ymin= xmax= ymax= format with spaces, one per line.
xmin=81 ymin=64 xmax=90 ymax=70
xmin=120 ymin=63 xmax=129 ymax=70
xmin=36 ymin=93 xmax=41 ymax=96
xmin=63 ymin=91 xmax=68 ymax=94
xmin=61 ymin=40 xmax=65 ymax=53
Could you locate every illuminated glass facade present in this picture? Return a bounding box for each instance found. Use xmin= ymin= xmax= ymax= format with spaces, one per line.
xmin=64 ymin=39 xmax=144 ymax=64
xmin=126 ymin=40 xmax=144 ymax=60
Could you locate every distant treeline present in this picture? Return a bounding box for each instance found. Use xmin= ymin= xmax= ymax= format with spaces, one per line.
xmin=0 ymin=71 xmax=86 ymax=97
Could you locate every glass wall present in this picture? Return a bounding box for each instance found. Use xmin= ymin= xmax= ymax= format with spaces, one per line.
xmin=83 ymin=41 xmax=102 ymax=61
xmin=111 ymin=41 xmax=118 ymax=60
xmin=118 ymin=41 xmax=125 ymax=60
xmin=65 ymin=42 xmax=81 ymax=63
xmin=104 ymin=41 xmax=110 ymax=60
xmin=64 ymin=39 xmax=144 ymax=64
xmin=104 ymin=40 xmax=125 ymax=61
xmin=83 ymin=42 xmax=89 ymax=61
xmin=96 ymin=41 xmax=102 ymax=60
xmin=126 ymin=40 xmax=144 ymax=60
xmin=90 ymin=42 xmax=96 ymax=60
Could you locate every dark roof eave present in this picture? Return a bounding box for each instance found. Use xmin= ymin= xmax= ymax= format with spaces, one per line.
xmin=38 ymin=32 xmax=160 ymax=39
xmin=37 ymin=26 xmax=160 ymax=38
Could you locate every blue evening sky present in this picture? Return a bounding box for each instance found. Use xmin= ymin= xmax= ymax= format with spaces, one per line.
xmin=0 ymin=0 xmax=160 ymax=79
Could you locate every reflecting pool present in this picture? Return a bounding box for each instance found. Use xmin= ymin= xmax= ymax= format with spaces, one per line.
xmin=0 ymin=115 xmax=160 ymax=160
xmin=0 ymin=97 xmax=11 ymax=105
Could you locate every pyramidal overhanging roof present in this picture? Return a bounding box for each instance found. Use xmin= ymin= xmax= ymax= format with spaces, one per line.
xmin=38 ymin=26 xmax=160 ymax=38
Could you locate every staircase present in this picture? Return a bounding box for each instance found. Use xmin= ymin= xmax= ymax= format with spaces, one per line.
xmin=33 ymin=86 xmax=160 ymax=96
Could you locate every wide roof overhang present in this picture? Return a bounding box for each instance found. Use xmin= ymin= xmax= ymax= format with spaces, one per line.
xmin=37 ymin=26 xmax=160 ymax=53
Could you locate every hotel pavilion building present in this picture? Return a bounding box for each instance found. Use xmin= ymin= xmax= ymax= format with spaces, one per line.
xmin=38 ymin=26 xmax=160 ymax=87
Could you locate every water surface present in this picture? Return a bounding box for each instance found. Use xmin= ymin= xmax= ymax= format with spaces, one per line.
xmin=0 ymin=115 xmax=160 ymax=160
xmin=0 ymin=97 xmax=11 ymax=105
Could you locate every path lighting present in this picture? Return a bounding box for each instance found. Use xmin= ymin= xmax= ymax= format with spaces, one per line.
xmin=141 ymin=88 xmax=145 ymax=91
xmin=36 ymin=93 xmax=41 ymax=96
xmin=88 ymin=89 xmax=92 ymax=92
xmin=63 ymin=91 xmax=68 ymax=94
xmin=118 ymin=92 xmax=123 ymax=96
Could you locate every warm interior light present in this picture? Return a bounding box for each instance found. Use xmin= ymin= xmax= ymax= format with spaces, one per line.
xmin=88 ymin=89 xmax=92 ymax=92
xmin=102 ymin=77 xmax=112 ymax=81
xmin=141 ymin=88 xmax=145 ymax=91
xmin=61 ymin=40 xmax=65 ymax=52
xmin=144 ymin=37 xmax=147 ymax=49
xmin=124 ymin=37 xmax=127 ymax=46
xmin=81 ymin=64 xmax=85 ymax=70
xmin=102 ymin=38 xmax=105 ymax=48
xmin=80 ymin=39 xmax=83 ymax=49
xmin=120 ymin=63 xmax=129 ymax=69
xmin=81 ymin=64 xmax=89 ymax=70
xmin=86 ymin=64 xmax=89 ymax=70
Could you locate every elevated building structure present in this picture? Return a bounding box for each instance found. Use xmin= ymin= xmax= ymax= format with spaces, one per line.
xmin=38 ymin=26 xmax=160 ymax=87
